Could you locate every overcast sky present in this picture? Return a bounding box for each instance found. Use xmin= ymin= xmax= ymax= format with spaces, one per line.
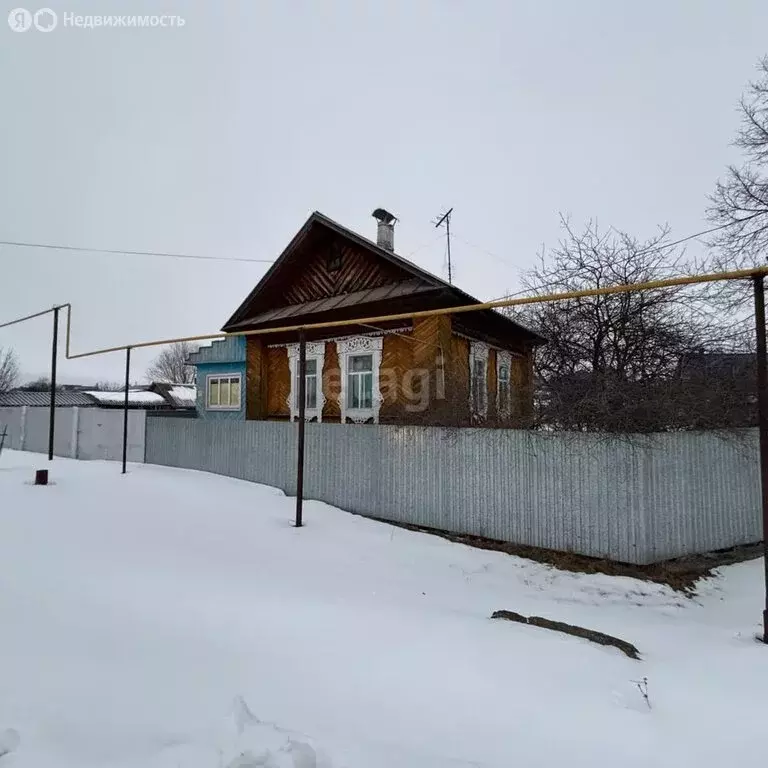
xmin=1 ymin=0 xmax=766 ymax=383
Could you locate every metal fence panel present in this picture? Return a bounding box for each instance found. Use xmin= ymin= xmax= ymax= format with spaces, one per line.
xmin=0 ymin=408 xmax=24 ymax=451
xmin=0 ymin=407 xmax=146 ymax=462
xmin=144 ymin=419 xmax=761 ymax=564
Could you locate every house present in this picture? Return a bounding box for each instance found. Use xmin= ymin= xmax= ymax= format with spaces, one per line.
xmin=188 ymin=210 xmax=545 ymax=427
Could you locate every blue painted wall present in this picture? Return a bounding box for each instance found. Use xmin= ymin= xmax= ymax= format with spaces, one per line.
xmin=189 ymin=337 xmax=247 ymax=420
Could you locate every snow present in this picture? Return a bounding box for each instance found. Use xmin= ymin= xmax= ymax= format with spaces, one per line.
xmin=169 ymin=385 xmax=196 ymax=407
xmin=85 ymin=390 xmax=166 ymax=405
xmin=0 ymin=449 xmax=766 ymax=767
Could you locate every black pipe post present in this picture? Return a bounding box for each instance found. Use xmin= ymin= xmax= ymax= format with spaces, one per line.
xmin=295 ymin=331 xmax=307 ymax=527
xmin=753 ymin=275 xmax=768 ymax=644
xmin=122 ymin=346 xmax=131 ymax=475
xmin=48 ymin=306 xmax=59 ymax=461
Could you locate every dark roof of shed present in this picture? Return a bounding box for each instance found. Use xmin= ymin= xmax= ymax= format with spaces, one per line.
xmin=0 ymin=391 xmax=97 ymax=407
xmin=222 ymin=211 xmax=546 ymax=345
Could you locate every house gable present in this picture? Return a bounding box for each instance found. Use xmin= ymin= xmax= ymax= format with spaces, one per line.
xmin=222 ymin=212 xmax=446 ymax=332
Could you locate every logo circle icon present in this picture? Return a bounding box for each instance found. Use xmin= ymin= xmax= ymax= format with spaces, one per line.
xmin=8 ymin=8 xmax=32 ymax=31
xmin=33 ymin=8 xmax=57 ymax=32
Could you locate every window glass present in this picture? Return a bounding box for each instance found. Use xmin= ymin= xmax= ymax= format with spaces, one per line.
xmin=208 ymin=379 xmax=219 ymax=406
xmin=347 ymin=353 xmax=374 ymax=409
xmin=230 ymin=378 xmax=241 ymax=408
xmin=220 ymin=380 xmax=231 ymax=406
xmin=349 ymin=354 xmax=373 ymax=372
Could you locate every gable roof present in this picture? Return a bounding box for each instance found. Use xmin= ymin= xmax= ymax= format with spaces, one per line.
xmin=222 ymin=211 xmax=545 ymax=344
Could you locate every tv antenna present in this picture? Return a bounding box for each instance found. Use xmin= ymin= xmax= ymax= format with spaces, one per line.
xmin=434 ymin=207 xmax=454 ymax=284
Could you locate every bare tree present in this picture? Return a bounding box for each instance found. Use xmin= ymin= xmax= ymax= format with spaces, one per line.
xmin=709 ymin=56 xmax=768 ymax=265
xmin=21 ymin=377 xmax=52 ymax=391
xmin=146 ymin=342 xmax=198 ymax=384
xmin=94 ymin=380 xmax=124 ymax=391
xmin=0 ymin=347 xmax=20 ymax=394
xmin=506 ymin=219 xmax=747 ymax=432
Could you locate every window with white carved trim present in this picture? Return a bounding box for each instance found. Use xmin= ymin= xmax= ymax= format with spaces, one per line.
xmin=294 ymin=358 xmax=318 ymax=410
xmin=347 ymin=354 xmax=374 ymax=409
xmin=287 ymin=342 xmax=326 ymax=421
xmin=469 ymin=342 xmax=489 ymax=418
xmin=497 ymin=350 xmax=512 ymax=417
xmin=336 ymin=336 xmax=383 ymax=423
xmin=206 ymin=374 xmax=241 ymax=410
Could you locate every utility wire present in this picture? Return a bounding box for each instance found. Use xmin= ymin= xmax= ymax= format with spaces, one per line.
xmin=0 ymin=239 xmax=274 ymax=264
xmin=457 ymin=214 xmax=765 ymax=292
xmin=479 ymin=214 xmax=766 ymax=305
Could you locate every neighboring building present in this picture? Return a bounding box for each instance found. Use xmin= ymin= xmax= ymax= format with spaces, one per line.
xmin=0 ymin=384 xmax=197 ymax=413
xmin=0 ymin=391 xmax=98 ymax=408
xmin=188 ymin=210 xmax=545 ymax=427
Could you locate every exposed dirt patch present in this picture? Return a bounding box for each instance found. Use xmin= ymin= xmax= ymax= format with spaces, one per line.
xmin=372 ymin=517 xmax=763 ymax=593
xmin=491 ymin=609 xmax=642 ymax=660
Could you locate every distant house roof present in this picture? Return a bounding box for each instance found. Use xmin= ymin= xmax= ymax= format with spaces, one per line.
xmin=147 ymin=382 xmax=197 ymax=408
xmin=0 ymin=391 xmax=97 ymax=408
xmin=85 ymin=390 xmax=167 ymax=407
xmin=0 ymin=384 xmax=198 ymax=409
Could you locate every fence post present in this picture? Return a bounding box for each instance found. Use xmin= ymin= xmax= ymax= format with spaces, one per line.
xmin=295 ymin=331 xmax=306 ymax=527
xmin=19 ymin=405 xmax=27 ymax=451
xmin=70 ymin=406 xmax=79 ymax=459
xmin=752 ymin=274 xmax=768 ymax=644
xmin=48 ymin=306 xmax=59 ymax=461
xmin=122 ymin=347 xmax=131 ymax=474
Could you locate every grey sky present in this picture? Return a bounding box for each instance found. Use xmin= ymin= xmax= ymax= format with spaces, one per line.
xmin=1 ymin=0 xmax=766 ymax=383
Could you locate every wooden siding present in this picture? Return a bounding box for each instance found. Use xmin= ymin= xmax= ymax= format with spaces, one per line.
xmin=266 ymin=346 xmax=290 ymax=418
xmin=322 ymin=341 xmax=341 ymax=422
xmin=256 ymin=329 xmax=535 ymax=428
xmin=272 ymin=236 xmax=409 ymax=308
xmin=511 ymin=351 xmax=534 ymax=427
xmin=447 ymin=335 xmax=471 ymax=425
xmin=245 ymin=337 xmax=266 ymax=420
xmin=379 ymin=333 xmax=413 ymax=421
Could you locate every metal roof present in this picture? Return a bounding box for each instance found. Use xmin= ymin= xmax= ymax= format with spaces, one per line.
xmin=228 ymin=278 xmax=437 ymax=329
xmin=222 ymin=211 xmax=547 ymax=345
xmin=0 ymin=391 xmax=97 ymax=407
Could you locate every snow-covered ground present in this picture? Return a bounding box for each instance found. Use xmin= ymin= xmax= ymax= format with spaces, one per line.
xmin=0 ymin=450 xmax=766 ymax=767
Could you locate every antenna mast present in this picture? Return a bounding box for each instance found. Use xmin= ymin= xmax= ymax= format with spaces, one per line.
xmin=434 ymin=207 xmax=454 ymax=285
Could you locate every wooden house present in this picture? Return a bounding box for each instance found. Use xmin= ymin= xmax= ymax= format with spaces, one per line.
xmin=188 ymin=210 xmax=545 ymax=427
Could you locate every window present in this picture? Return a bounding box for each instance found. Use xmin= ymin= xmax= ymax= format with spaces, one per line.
xmin=337 ymin=336 xmax=383 ymax=423
xmin=348 ymin=354 xmax=373 ymax=409
xmin=497 ymin=351 xmax=512 ymax=418
xmin=469 ymin=342 xmax=489 ymax=419
xmin=287 ymin=342 xmax=326 ymax=421
xmin=294 ymin=358 xmax=318 ymax=410
xmin=206 ymin=374 xmax=241 ymax=410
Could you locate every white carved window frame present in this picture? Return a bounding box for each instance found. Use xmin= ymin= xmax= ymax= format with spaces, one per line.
xmin=496 ymin=350 xmax=512 ymax=418
xmin=469 ymin=341 xmax=489 ymax=419
xmin=287 ymin=342 xmax=326 ymax=422
xmin=336 ymin=336 xmax=383 ymax=424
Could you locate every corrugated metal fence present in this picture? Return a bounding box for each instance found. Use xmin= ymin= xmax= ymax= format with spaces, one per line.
xmin=145 ymin=419 xmax=761 ymax=564
xmin=0 ymin=407 xmax=146 ymax=462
